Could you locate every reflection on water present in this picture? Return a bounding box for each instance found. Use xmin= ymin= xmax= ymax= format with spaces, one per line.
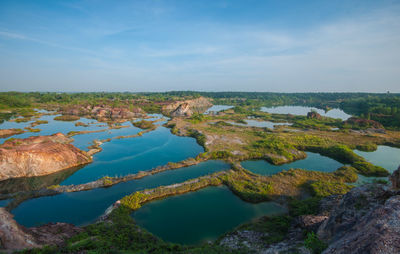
xmin=260 ymin=106 xmax=351 ymax=120
xmin=241 ymin=152 xmax=343 ymax=176
xmin=133 ymin=186 xmax=286 ymax=244
xmin=12 ymin=160 xmax=231 ymax=227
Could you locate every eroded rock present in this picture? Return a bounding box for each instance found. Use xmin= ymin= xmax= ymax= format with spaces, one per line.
xmin=0 ymin=133 xmax=92 ymax=181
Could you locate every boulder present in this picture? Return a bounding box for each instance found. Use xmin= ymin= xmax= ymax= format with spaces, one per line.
xmin=307 ymin=111 xmax=322 ymax=119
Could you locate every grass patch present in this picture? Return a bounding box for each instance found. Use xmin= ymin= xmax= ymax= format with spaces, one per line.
xmin=54 ymin=115 xmax=80 ymax=121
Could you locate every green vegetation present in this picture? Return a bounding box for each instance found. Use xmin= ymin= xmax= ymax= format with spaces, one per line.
xmin=288 ymin=197 xmax=321 ymax=217
xmin=121 ymin=174 xmax=223 ymax=210
xmin=132 ymin=120 xmax=156 ymax=130
xmin=310 ymin=181 xmax=353 ymax=197
xmin=54 ymin=115 xmax=80 ymax=121
xmin=187 ymin=129 xmax=207 ymax=150
xmin=304 ymin=232 xmax=328 ymax=254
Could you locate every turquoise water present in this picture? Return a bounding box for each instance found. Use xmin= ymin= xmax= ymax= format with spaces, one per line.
xmin=0 ymin=199 xmax=10 ymax=207
xmin=260 ymin=106 xmax=351 ymax=120
xmin=241 ymin=152 xmax=343 ymax=176
xmin=133 ymin=185 xmax=286 ymax=245
xmin=355 ymin=146 xmax=400 ymax=173
xmin=12 ymin=160 xmax=231 ymax=227
xmin=354 ymin=146 xmax=400 ymax=185
xmin=61 ymin=126 xmax=204 ymax=185
xmin=228 ymin=119 xmax=292 ymax=129
xmin=204 ymin=105 xmax=234 ymax=114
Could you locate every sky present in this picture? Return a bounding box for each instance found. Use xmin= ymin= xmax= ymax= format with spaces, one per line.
xmin=0 ymin=0 xmax=399 ymax=92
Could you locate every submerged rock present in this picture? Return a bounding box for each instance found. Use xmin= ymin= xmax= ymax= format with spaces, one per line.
xmin=0 ymin=133 xmax=92 ymax=181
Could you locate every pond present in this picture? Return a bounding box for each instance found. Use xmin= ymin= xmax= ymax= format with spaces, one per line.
xmin=260 ymin=106 xmax=351 ymax=120
xmin=354 ymin=145 xmax=400 ymax=185
xmin=241 ymin=152 xmax=343 ymax=176
xmin=11 ymin=160 xmax=231 ymax=227
xmin=132 ymin=185 xmax=286 ymax=245
xmin=204 ymin=105 xmax=234 ymax=114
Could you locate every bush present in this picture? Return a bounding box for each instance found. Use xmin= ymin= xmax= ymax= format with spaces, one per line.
xmin=304 ymin=232 xmax=328 ymax=254
xmin=310 ymin=181 xmax=353 ymax=197
xmin=54 ymin=115 xmax=80 ymax=121
xmin=289 ymin=197 xmax=321 ymax=217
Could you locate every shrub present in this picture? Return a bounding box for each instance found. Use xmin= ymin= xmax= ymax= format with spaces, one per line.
xmin=304 ymin=232 xmax=328 ymax=254
xmin=289 ymin=197 xmax=321 ymax=217
xmin=310 ymin=181 xmax=353 ymax=197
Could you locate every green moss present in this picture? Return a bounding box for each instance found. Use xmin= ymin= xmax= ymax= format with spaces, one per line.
xmin=54 ymin=115 xmax=80 ymax=121
xmin=288 ymin=197 xmax=321 ymax=217
xmin=132 ymin=120 xmax=156 ymax=129
xmin=310 ymin=181 xmax=353 ymax=197
xmin=221 ymin=172 xmax=273 ymax=203
xmin=352 ymin=161 xmax=389 ymax=177
xmin=304 ymin=232 xmax=328 ymax=254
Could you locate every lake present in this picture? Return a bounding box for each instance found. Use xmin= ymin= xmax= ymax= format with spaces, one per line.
xmin=132 ymin=185 xmax=286 ymax=245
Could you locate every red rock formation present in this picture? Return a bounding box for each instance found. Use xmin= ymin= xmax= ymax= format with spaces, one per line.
xmin=344 ymin=117 xmax=384 ymax=129
xmin=0 ymin=133 xmax=92 ymax=181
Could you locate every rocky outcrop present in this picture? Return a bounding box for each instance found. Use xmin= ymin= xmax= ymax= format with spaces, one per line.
xmin=0 ymin=128 xmax=24 ymax=138
xmin=61 ymin=104 xmax=145 ymax=121
xmin=0 ymin=208 xmax=82 ymax=251
xmin=344 ymin=117 xmax=384 ymax=129
xmin=390 ymin=166 xmax=400 ymax=189
xmin=307 ymin=111 xmax=322 ymax=119
xmin=162 ymin=97 xmax=212 ymax=117
xmin=317 ymin=183 xmax=400 ymax=254
xmin=0 ymin=133 xmax=92 ymax=181
xmin=0 ymin=208 xmax=38 ymax=250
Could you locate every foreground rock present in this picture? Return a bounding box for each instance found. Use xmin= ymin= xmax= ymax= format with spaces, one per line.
xmin=0 ymin=133 xmax=92 ymax=181
xmin=0 ymin=208 xmax=82 ymax=251
xmin=0 ymin=207 xmax=38 ymax=250
xmin=162 ymin=97 xmax=212 ymax=117
xmin=318 ymin=183 xmax=400 ymax=254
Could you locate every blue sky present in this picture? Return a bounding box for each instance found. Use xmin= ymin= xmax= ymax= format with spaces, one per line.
xmin=0 ymin=0 xmax=399 ymax=92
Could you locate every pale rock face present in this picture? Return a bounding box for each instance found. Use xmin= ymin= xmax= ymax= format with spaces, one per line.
xmin=0 ymin=133 xmax=92 ymax=181
xmin=0 ymin=208 xmax=83 ymax=251
xmin=162 ymin=97 xmax=212 ymax=117
xmin=0 ymin=208 xmax=39 ymax=250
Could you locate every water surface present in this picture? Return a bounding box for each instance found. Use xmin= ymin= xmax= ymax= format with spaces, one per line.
xmin=12 ymin=160 xmax=230 ymax=227
xmin=133 ymin=185 xmax=286 ymax=245
xmin=204 ymin=105 xmax=234 ymax=114
xmin=260 ymin=106 xmax=351 ymax=120
xmin=228 ymin=119 xmax=292 ymax=129
xmin=241 ymin=152 xmax=343 ymax=176
xmin=354 ymin=146 xmax=400 ymax=173
xmin=61 ymin=126 xmax=204 ymax=185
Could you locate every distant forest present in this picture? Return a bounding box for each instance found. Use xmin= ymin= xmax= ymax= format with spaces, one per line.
xmin=1 ymin=91 xmax=400 ymax=128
